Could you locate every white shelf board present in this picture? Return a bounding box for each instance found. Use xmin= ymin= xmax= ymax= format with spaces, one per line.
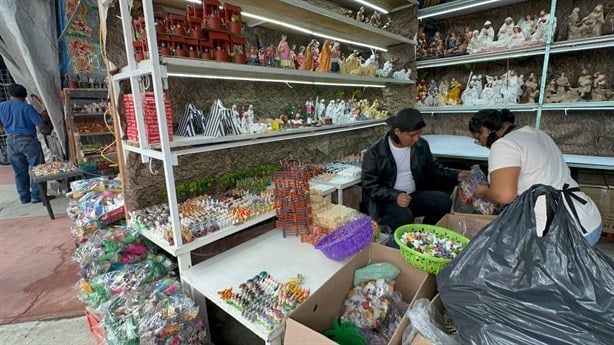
xmin=123 ymin=119 xmax=387 ymax=158
xmin=181 ymin=229 xmax=350 ymax=342
xmin=231 ymin=0 xmax=415 ymax=48
xmin=418 ymin=0 xmax=529 ymax=20
xmin=550 ymin=35 xmax=614 ymax=54
xmin=417 ymin=104 xmax=539 ymax=114
xmin=416 ymin=44 xmax=545 ymax=69
xmin=423 ymin=134 xmax=614 ymax=170
xmin=312 ymin=175 xmax=361 ymax=190
xmin=416 ymin=36 xmax=614 ymax=70
xmin=137 ymin=210 xmax=276 ymax=257
xmin=160 ymin=57 xmax=413 ymax=86
xmin=541 ymin=101 xmax=614 ymax=111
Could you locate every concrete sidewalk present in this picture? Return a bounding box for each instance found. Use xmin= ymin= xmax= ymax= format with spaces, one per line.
xmin=0 ymin=165 xmax=95 ymax=344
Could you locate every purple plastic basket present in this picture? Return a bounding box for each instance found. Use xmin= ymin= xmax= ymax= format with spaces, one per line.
xmin=315 ymin=216 xmax=373 ymax=260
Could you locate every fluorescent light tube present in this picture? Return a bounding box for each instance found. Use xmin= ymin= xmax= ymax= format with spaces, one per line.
xmin=354 ymin=0 xmax=389 ymax=14
xmin=418 ymin=0 xmax=499 ymax=20
xmin=242 ymin=12 xmax=388 ymax=52
xmin=166 ymin=72 xmax=386 ymax=88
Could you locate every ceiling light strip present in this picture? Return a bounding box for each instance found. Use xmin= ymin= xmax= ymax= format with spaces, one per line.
xmin=418 ymin=0 xmax=500 ymax=20
xmin=167 ymin=72 xmax=386 ymax=88
xmin=242 ymin=12 xmax=388 ymax=52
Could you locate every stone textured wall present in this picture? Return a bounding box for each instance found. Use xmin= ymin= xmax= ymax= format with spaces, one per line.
xmin=124 ymin=125 xmax=388 ymax=210
xmin=104 ymin=0 xmax=613 ymax=209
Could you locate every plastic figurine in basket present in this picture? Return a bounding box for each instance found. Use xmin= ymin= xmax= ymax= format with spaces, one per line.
xmin=468 ymin=109 xmax=603 ymax=246
xmin=0 ymin=84 xmax=54 ymax=204
xmin=361 ymin=108 xmax=470 ymax=232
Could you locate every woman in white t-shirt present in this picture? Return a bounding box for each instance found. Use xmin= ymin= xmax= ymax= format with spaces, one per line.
xmin=468 ymin=109 xmax=602 ymax=246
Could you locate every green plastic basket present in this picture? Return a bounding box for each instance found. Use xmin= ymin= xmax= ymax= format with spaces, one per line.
xmin=394 ymin=224 xmax=470 ymax=275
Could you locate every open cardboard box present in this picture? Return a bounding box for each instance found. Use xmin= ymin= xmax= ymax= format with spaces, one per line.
xmin=284 ymin=243 xmax=437 ymax=344
xmin=436 ymin=213 xmax=496 ymax=239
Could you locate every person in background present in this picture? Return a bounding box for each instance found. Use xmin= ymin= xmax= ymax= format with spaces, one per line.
xmin=469 ymin=109 xmax=602 ymax=246
xmin=0 ymin=84 xmax=53 ymax=204
xmin=361 ymin=108 xmax=470 ymax=232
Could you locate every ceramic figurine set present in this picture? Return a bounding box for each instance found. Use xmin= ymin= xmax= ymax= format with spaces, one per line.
xmin=345 ymin=6 xmax=396 ymax=33
xmin=545 ymin=69 xmax=612 ymax=103
xmin=418 ymin=9 xmax=556 ymax=59
xmin=566 ymin=5 xmax=606 ymax=40
xmin=417 ymin=70 xmax=539 ymax=107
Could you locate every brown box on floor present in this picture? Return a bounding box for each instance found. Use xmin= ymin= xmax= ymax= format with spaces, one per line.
xmin=284 ymin=243 xmax=437 ymax=345
xmin=578 ymin=170 xmax=614 ymax=234
xmin=436 ymin=213 xmax=496 ymax=239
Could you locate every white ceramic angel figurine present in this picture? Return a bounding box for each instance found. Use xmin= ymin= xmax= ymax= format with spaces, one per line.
xmin=461 ymin=84 xmax=480 ymax=106
xmin=377 ymin=60 xmax=394 ymax=78
xmin=480 ymin=83 xmax=497 ymax=105
xmin=231 ymin=104 xmax=240 ymax=125
xmin=335 ymin=100 xmax=346 ymax=123
xmin=325 ymin=100 xmax=336 ymax=121
xmin=532 ymin=9 xmax=556 ymax=43
xmin=508 ymin=26 xmax=526 ymax=47
xmin=241 ymin=104 xmax=254 ymax=133
xmin=316 ymin=99 xmax=326 ymax=120
xmin=497 ymin=17 xmax=515 ymax=41
xmin=518 ymin=14 xmax=536 ymax=38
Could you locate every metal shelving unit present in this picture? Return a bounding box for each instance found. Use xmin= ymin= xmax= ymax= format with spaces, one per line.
xmin=112 ymin=0 xmax=415 ymax=273
xmin=415 ymin=0 xmax=613 ymax=128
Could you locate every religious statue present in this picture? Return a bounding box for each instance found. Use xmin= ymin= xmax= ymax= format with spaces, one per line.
xmin=479 ymin=20 xmax=495 ymax=43
xmin=518 ymin=14 xmax=536 ymax=38
xmin=277 ymin=34 xmax=294 ymax=68
xmin=330 ymin=42 xmax=341 ymax=73
xmin=565 ymin=7 xmax=582 ymax=40
xmin=556 ymin=72 xmax=571 ymax=95
xmin=316 ymin=99 xmax=326 ymax=120
xmin=300 ymin=39 xmax=317 ymax=71
xmin=568 ymin=4 xmax=605 ymax=39
xmin=417 ymin=32 xmax=428 ymax=59
xmin=577 ymin=69 xmax=593 ymax=99
xmin=295 ymin=46 xmax=305 ymax=69
xmin=316 ymin=39 xmax=333 ymax=72
xmin=356 ymin=6 xmax=366 ymax=22
xmin=427 ymin=32 xmax=444 ymax=57
xmin=532 ymin=9 xmax=556 ymax=43
xmin=445 ymin=78 xmax=463 ymax=105
xmin=445 ymin=31 xmax=462 ymax=55
xmin=591 ymin=71 xmax=610 ymax=101
xmin=497 ymin=17 xmax=515 ymax=42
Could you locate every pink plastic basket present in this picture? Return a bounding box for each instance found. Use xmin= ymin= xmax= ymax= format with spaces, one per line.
xmin=315 ymin=216 xmax=373 ymax=260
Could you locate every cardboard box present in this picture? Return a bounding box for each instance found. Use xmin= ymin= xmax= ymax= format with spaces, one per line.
xmin=580 ymin=186 xmax=614 ymax=234
xmin=284 ymin=243 xmax=437 ymax=345
xmin=436 ymin=213 xmax=496 ymax=239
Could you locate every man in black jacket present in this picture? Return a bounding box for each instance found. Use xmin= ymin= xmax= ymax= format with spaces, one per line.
xmin=361 ymin=108 xmax=469 ymax=231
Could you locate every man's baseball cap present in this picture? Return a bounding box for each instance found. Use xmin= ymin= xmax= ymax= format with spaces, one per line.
xmin=386 ymin=108 xmax=426 ymax=132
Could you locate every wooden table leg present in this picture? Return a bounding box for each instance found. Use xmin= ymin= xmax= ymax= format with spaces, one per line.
xmin=38 ymin=181 xmax=55 ymax=220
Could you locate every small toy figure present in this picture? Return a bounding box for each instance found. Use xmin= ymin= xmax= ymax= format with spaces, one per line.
xmin=248 ymin=47 xmax=259 ymax=64
xmin=382 ymin=17 xmax=394 ymax=32
xmin=356 ymin=6 xmax=365 ymax=22
xmin=591 ymin=71 xmax=610 ymax=101
xmin=508 ymin=26 xmax=526 ymax=47
xmin=427 ymin=32 xmax=444 ymax=57
xmin=369 ymin=11 xmax=381 ymax=27
xmin=445 ymin=31 xmax=462 ymax=55
xmin=556 ymin=72 xmax=571 ymax=95
xmin=445 ymin=78 xmax=462 ymax=105
xmin=532 ymin=9 xmax=556 ymax=43
xmin=316 ymin=99 xmax=326 ymax=120
xmin=265 ymin=45 xmax=276 ymax=66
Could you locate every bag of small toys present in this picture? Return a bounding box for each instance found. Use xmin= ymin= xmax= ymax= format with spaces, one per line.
xmin=457 ymin=165 xmax=498 ymax=215
xmin=99 ymin=278 xmax=206 ymax=345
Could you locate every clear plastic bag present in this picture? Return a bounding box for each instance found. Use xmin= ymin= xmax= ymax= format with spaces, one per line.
xmin=341 ymin=279 xmax=395 ymax=329
xmin=402 ymin=298 xmax=463 ymax=345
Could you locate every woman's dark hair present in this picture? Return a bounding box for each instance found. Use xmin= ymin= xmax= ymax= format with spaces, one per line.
xmin=468 ymin=108 xmax=515 ymax=133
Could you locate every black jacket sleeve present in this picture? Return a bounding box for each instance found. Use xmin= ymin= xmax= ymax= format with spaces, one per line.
xmin=361 ymin=146 xmax=400 ymax=205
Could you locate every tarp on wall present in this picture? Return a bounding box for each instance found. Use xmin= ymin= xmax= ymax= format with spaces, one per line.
xmin=0 ymin=0 xmax=66 ymax=156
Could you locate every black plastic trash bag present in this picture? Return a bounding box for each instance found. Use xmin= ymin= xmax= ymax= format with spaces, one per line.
xmin=437 ymin=184 xmax=614 ymax=345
